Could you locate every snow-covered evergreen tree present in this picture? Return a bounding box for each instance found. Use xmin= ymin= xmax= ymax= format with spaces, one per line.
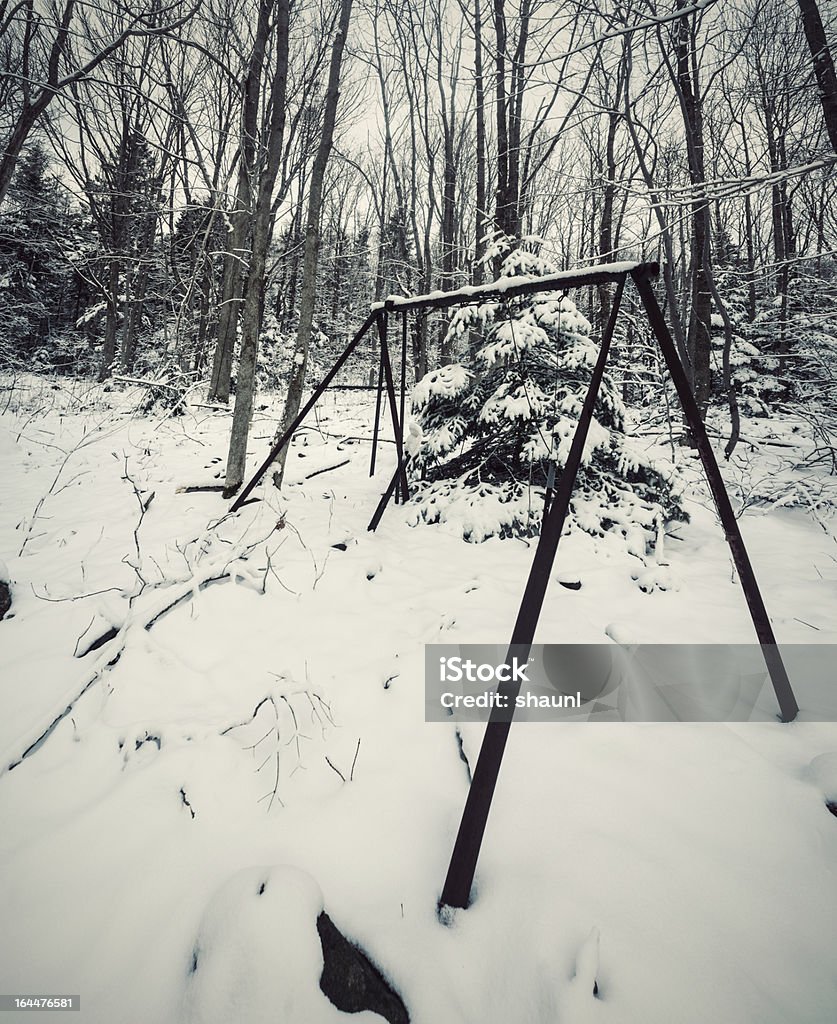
xmin=0 ymin=144 xmax=83 ymax=367
xmin=709 ymin=259 xmax=784 ymax=416
xmin=408 ymin=238 xmax=687 ymax=552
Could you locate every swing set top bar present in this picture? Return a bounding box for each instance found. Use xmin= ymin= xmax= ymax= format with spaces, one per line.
xmin=373 ymin=260 xmax=656 ymax=314
xmin=229 ymin=262 xmax=659 ymax=514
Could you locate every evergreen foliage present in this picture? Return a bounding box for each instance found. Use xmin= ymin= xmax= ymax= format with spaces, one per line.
xmin=409 ymin=239 xmax=687 ymax=549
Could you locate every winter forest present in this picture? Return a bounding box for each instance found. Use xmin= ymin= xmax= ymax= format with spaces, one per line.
xmin=2 ymin=0 xmax=837 ymax=1022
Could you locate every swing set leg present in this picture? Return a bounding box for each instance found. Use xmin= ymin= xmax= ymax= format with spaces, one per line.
xmin=631 ymin=267 xmax=798 ymax=724
xmin=438 ymin=278 xmax=627 ymax=912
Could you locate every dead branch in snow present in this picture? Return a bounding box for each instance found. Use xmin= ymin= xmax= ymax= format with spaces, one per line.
xmin=221 ymin=684 xmax=337 ymax=812
xmin=220 ymin=696 xmax=275 ymax=736
xmin=142 ymin=571 xmax=233 ymax=629
xmin=121 ymin=453 xmax=154 ymax=593
xmin=303 ymin=459 xmax=350 ymax=480
xmin=324 ymin=755 xmax=345 ymax=782
xmin=18 ymin=446 xmax=79 ymax=555
xmin=31 ymin=584 xmax=123 ymax=603
xmin=282 ymin=519 xmax=332 ymax=590
xmin=112 ymin=375 xmax=182 ymax=391
xmin=2 ymin=524 xmax=283 ymax=775
xmin=325 ymin=736 xmax=362 ymax=784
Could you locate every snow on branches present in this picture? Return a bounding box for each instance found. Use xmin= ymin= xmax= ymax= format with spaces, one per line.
xmin=407 ymin=239 xmax=687 ymax=554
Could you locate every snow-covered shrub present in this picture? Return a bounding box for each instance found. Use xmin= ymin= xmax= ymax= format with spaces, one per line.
xmin=256 ymin=312 xmax=292 ymax=390
xmin=30 ymin=331 xmax=97 ymax=376
xmin=710 ymin=256 xmax=837 ymax=419
xmin=255 ymin=312 xmax=330 ymax=392
xmin=133 ymin=357 xmax=198 ymax=415
xmin=408 ymin=237 xmax=687 ymax=550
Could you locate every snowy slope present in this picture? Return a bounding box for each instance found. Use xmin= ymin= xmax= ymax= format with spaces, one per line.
xmin=1 ymin=376 xmax=836 ymax=1024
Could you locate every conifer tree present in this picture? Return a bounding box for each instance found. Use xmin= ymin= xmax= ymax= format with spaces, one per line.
xmin=409 ymin=237 xmax=686 ymax=552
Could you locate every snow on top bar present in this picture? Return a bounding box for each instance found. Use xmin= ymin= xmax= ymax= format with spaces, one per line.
xmin=372 ymin=260 xmax=651 ymax=311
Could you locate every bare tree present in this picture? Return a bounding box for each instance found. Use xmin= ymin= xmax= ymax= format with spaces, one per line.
xmin=269 ymin=0 xmax=354 ymax=491
xmin=0 ymin=0 xmax=198 ymax=207
xmin=208 ymin=0 xmax=274 ymax=403
xmin=659 ymin=0 xmax=713 ymax=415
xmin=223 ymin=0 xmax=291 ymax=494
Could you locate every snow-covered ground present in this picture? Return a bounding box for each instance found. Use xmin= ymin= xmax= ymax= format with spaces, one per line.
xmin=1 ymin=375 xmax=837 ymax=1023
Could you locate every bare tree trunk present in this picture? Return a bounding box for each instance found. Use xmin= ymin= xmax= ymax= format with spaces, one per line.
xmin=491 ymin=0 xmax=528 ymax=245
xmin=209 ymin=189 xmax=250 ymax=401
xmin=122 ymin=273 xmax=147 ymax=371
xmin=468 ymin=0 xmax=489 ymax=364
xmin=739 ymin=124 xmax=758 ymax=322
xmin=101 ymin=306 xmax=118 ymax=380
xmin=281 ymin=185 xmax=307 ymax=330
xmin=271 ymin=0 xmax=354 ymax=489
xmin=121 ymin=189 xmax=159 ymax=371
xmin=701 ymin=211 xmax=740 ymax=459
xmin=796 ymin=0 xmax=837 ymax=153
xmin=440 ymin=133 xmax=457 ymax=289
xmin=194 ymin=262 xmax=213 ymax=371
xmin=209 ymin=0 xmax=274 ymax=403
xmin=436 ymin=8 xmax=460 ymax=362
xmin=622 ymin=38 xmax=690 ymax=375
xmin=492 ymin=0 xmax=510 ymax=243
xmin=99 ymin=259 xmax=121 ymax=380
xmin=473 ymin=0 xmax=488 ymax=279
xmin=597 ymin=107 xmax=619 ymax=334
xmin=506 ymin=0 xmax=529 ymax=239
xmin=673 ymin=5 xmax=712 ymax=416
xmin=224 ymin=0 xmax=291 ymax=496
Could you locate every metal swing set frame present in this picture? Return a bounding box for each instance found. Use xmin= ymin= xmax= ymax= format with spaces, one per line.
xmin=229 ymin=259 xmax=800 ymax=913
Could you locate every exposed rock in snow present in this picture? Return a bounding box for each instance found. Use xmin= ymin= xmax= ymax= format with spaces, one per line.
xmin=184 ymin=865 xmax=393 ymax=1024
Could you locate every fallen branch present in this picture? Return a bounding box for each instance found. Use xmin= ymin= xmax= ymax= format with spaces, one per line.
xmin=143 ymin=572 xmax=232 ymax=629
xmin=112 ymin=375 xmax=182 ymax=391
xmin=31 ymin=584 xmax=123 ymax=603
xmin=304 ymin=459 xmax=350 ymax=480
xmin=3 ymin=506 xmax=285 ymax=775
xmin=3 ymin=564 xmax=242 ymax=775
xmin=18 ymin=447 xmax=77 ymax=555
xmin=632 ymin=424 xmax=802 ymax=452
xmin=220 ymin=696 xmax=274 ymax=735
